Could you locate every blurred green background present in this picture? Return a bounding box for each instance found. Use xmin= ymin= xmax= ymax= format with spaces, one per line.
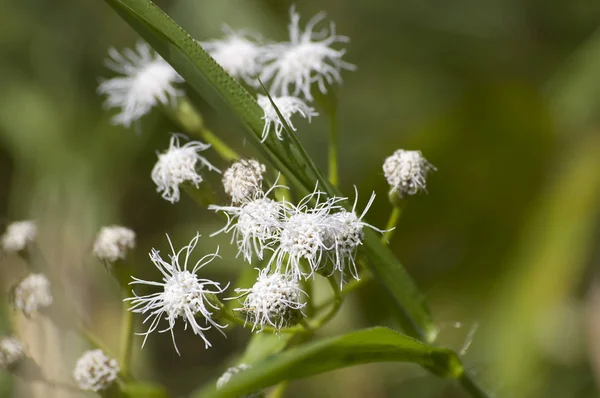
xmin=1 ymin=0 xmax=600 ymax=397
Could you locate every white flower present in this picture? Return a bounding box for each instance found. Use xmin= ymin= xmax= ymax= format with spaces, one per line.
xmin=1 ymin=220 xmax=37 ymax=253
xmin=151 ymin=134 xmax=219 ymax=204
xmin=93 ymin=226 xmax=136 ymax=264
xmin=271 ymin=187 xmax=344 ymax=280
xmin=216 ymin=364 xmax=264 ymax=398
xmin=233 ymin=269 xmax=305 ymax=332
xmin=222 ymin=159 xmax=266 ymax=204
xmin=259 ymin=6 xmax=356 ymax=101
xmin=257 ymin=95 xmax=318 ymax=142
xmin=202 ymin=27 xmax=263 ymax=87
xmin=383 ymin=149 xmax=435 ymax=198
xmin=13 ymin=273 xmax=53 ymax=316
xmin=126 ymin=234 xmax=227 ymax=355
xmin=98 ymin=41 xmax=184 ymax=128
xmin=73 ymin=349 xmax=119 ymax=392
xmin=324 ymin=190 xmax=383 ymax=284
xmin=0 ymin=337 xmax=24 ymax=370
xmin=210 ymin=183 xmax=285 ymax=263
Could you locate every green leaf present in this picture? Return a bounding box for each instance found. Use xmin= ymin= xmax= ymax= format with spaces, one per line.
xmin=121 ymin=382 xmax=171 ymax=398
xmin=241 ymin=333 xmax=296 ymax=365
xmin=193 ymin=327 xmax=463 ymax=398
xmin=102 ymin=0 xmax=435 ymax=341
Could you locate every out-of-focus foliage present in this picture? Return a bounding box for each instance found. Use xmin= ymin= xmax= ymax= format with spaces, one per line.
xmin=1 ymin=0 xmax=600 ymax=397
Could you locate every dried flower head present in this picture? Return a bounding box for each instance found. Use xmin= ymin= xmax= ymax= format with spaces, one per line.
xmin=93 ymin=226 xmax=136 ymax=264
xmin=383 ymin=149 xmax=435 ymax=199
xmin=234 ymin=269 xmax=305 ymax=332
xmin=73 ymin=349 xmax=119 ymax=392
xmin=0 ymin=337 xmax=24 ymax=370
xmin=222 ymin=159 xmax=266 ymax=204
xmin=260 ymin=6 xmax=356 ymax=101
xmin=216 ymin=363 xmax=265 ymax=398
xmin=202 ymin=27 xmax=263 ymax=87
xmin=151 ymin=134 xmax=219 ymax=204
xmin=1 ymin=220 xmax=37 ymax=253
xmin=257 ymin=95 xmax=318 ymax=142
xmin=126 ymin=234 xmax=227 ymax=355
xmin=13 ymin=273 xmax=53 ymax=316
xmin=98 ymin=42 xmax=183 ymax=128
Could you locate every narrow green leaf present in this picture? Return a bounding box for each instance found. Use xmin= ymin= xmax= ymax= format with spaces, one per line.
xmin=241 ymin=333 xmax=296 ymax=365
xmin=102 ymin=0 xmax=435 ymax=341
xmin=193 ymin=327 xmax=463 ymax=398
xmin=121 ymin=382 xmax=171 ymax=398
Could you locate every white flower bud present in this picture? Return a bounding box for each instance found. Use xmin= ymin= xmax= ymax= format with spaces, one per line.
xmin=1 ymin=220 xmax=37 ymax=253
xmin=234 ymin=269 xmax=306 ymax=332
xmin=93 ymin=226 xmax=136 ymax=263
xmin=13 ymin=273 xmax=53 ymax=316
xmin=0 ymin=337 xmax=24 ymax=370
xmin=216 ymin=363 xmax=265 ymax=398
xmin=222 ymin=159 xmax=266 ymax=204
xmin=257 ymin=95 xmax=318 ymax=142
xmin=383 ymin=149 xmax=435 ymax=199
xmin=73 ymin=349 xmax=119 ymax=392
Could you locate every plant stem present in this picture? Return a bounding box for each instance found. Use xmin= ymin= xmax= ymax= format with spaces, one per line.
xmin=312 ymin=278 xmax=342 ymax=328
xmin=221 ymin=308 xmax=310 ymax=335
xmin=382 ymin=205 xmax=403 ymax=244
xmin=328 ymin=111 xmax=339 ymax=187
xmin=459 ymin=371 xmax=492 ymax=398
xmin=199 ymin=128 xmax=239 ymax=162
xmin=267 ymin=381 xmax=289 ymax=398
xmin=119 ymin=298 xmax=134 ymax=378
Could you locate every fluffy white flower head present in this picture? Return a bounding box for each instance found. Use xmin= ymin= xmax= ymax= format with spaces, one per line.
xmin=1 ymin=220 xmax=37 ymax=253
xmin=93 ymin=225 xmax=136 ymax=264
xmin=126 ymin=234 xmax=227 ymax=355
xmin=383 ymin=149 xmax=435 ymax=198
xmin=257 ymin=95 xmax=318 ymax=142
xmin=202 ymin=27 xmax=263 ymax=87
xmin=152 ymin=134 xmax=219 ymax=204
xmin=210 ymin=180 xmax=286 ymax=263
xmin=234 ymin=269 xmax=305 ymax=332
xmin=73 ymin=349 xmax=119 ymax=392
xmin=0 ymin=337 xmax=24 ymax=370
xmin=98 ymin=42 xmax=183 ymax=128
xmin=222 ymin=159 xmax=266 ymax=204
xmin=260 ymin=6 xmax=356 ymax=101
xmin=14 ymin=273 xmax=53 ymax=316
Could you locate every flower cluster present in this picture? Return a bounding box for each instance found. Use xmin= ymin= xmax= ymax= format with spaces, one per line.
xmin=93 ymin=225 xmax=136 ymax=264
xmin=13 ymin=273 xmax=53 ymax=317
xmin=383 ymin=149 xmax=435 ymax=199
xmin=73 ymin=349 xmax=120 ymax=392
xmin=1 ymin=220 xmax=37 ymax=253
xmin=0 ymin=337 xmax=23 ymax=370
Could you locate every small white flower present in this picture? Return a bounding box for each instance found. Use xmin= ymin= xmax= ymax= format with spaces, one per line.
xmin=202 ymin=27 xmax=263 ymax=87
xmin=257 ymin=95 xmax=318 ymax=142
xmin=260 ymin=6 xmax=356 ymax=101
xmin=233 ymin=269 xmax=305 ymax=332
xmin=272 ymin=187 xmax=344 ymax=280
xmin=151 ymin=134 xmax=219 ymax=204
xmin=210 ymin=182 xmax=285 ymax=263
xmin=126 ymin=234 xmax=227 ymax=355
xmin=222 ymin=159 xmax=266 ymax=204
xmin=13 ymin=273 xmax=53 ymax=316
xmin=383 ymin=149 xmax=435 ymax=198
xmin=0 ymin=337 xmax=24 ymax=370
xmin=1 ymin=220 xmax=37 ymax=253
xmin=93 ymin=226 xmax=136 ymax=264
xmin=73 ymin=349 xmax=119 ymax=392
xmin=98 ymin=41 xmax=184 ymax=128
xmin=216 ymin=364 xmax=264 ymax=397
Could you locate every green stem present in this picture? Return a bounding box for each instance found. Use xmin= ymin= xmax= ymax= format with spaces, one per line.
xmin=119 ymin=298 xmax=134 ymax=378
xmin=458 ymin=371 xmax=492 ymax=398
xmin=199 ymin=128 xmax=239 ymax=162
xmin=382 ymin=205 xmax=403 ymax=244
xmin=267 ymin=381 xmax=289 ymax=398
xmin=222 ymin=308 xmax=310 ymax=335
xmin=312 ymin=278 xmax=342 ymax=328
xmin=328 ymin=111 xmax=339 ymax=187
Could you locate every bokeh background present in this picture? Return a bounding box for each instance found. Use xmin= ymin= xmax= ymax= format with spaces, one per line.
xmin=1 ymin=0 xmax=600 ymax=397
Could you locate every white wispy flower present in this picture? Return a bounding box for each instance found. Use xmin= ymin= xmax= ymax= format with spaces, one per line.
xmin=257 ymin=95 xmax=318 ymax=142
xmin=217 ymin=364 xmax=265 ymax=398
xmin=222 ymin=159 xmax=266 ymax=204
xmin=209 ymin=182 xmax=285 ymax=263
xmin=13 ymin=273 xmax=53 ymax=316
xmin=233 ymin=269 xmax=305 ymax=332
xmin=98 ymin=41 xmax=184 ymax=128
xmin=126 ymin=234 xmax=227 ymax=355
xmin=93 ymin=225 xmax=136 ymax=264
xmin=383 ymin=149 xmax=435 ymax=198
xmin=259 ymin=6 xmax=356 ymax=101
xmin=1 ymin=220 xmax=37 ymax=253
xmin=202 ymin=26 xmax=264 ymax=87
xmin=0 ymin=337 xmax=24 ymax=370
xmin=73 ymin=349 xmax=119 ymax=392
xmin=151 ymin=134 xmax=220 ymax=204
xmin=271 ymin=187 xmax=345 ymax=280
xmin=324 ymin=189 xmax=383 ymax=284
